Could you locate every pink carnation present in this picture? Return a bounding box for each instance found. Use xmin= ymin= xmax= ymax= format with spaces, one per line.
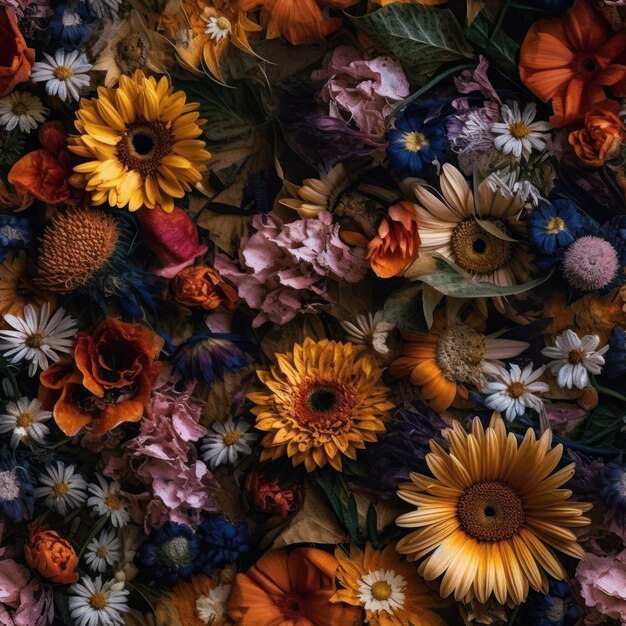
xmin=214 ymin=211 xmax=368 ymax=327
xmin=577 ymin=549 xmax=626 ymax=623
xmin=312 ymin=46 xmax=409 ymax=140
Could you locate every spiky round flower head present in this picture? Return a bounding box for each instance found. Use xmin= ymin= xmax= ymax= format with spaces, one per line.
xmin=396 ymin=416 xmax=591 ymax=606
xmin=249 ymin=338 xmax=394 ymax=472
xmin=562 ymin=235 xmax=620 ymax=291
xmin=35 ymin=208 xmax=120 ymax=293
xmin=69 ymin=70 xmax=211 ymax=212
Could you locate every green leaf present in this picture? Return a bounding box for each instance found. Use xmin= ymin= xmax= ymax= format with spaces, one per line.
xmin=383 ymin=284 xmax=429 ymax=332
xmin=465 ymin=12 xmax=519 ymax=76
xmin=366 ymin=504 xmax=381 ymax=548
xmin=350 ymin=5 xmax=475 ymax=85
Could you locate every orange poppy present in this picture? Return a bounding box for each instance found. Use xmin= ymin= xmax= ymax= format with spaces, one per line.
xmin=519 ymin=0 xmax=626 ymax=127
xmin=24 ymin=526 xmax=79 ymax=584
xmin=40 ymin=318 xmax=163 ymax=436
xmin=228 ymin=548 xmax=361 ymax=626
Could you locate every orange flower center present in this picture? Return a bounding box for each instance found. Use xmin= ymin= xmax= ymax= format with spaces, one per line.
xmin=371 ymin=580 xmax=393 ymax=601
xmin=458 ymin=481 xmax=525 ymax=542
xmin=223 ymin=431 xmax=241 ymax=446
xmin=568 ymin=349 xmax=585 ymax=365
xmin=105 ymin=494 xmax=123 ymax=511
xmin=507 ymin=381 xmax=526 ymax=399
xmin=53 ymin=66 xmax=74 ymax=81
xmin=451 ymin=218 xmax=513 ymax=275
xmin=293 ymin=379 xmax=357 ymax=435
xmin=89 ymin=591 xmax=108 ymax=610
xmin=508 ymin=121 xmax=530 ymax=139
xmin=116 ymin=121 xmax=173 ymax=177
xmin=403 ymin=131 xmax=429 ymax=153
xmin=51 ymin=482 xmax=69 ymax=497
xmin=545 ymin=217 xmax=565 ymax=235
xmin=16 ymin=412 xmax=33 ymax=428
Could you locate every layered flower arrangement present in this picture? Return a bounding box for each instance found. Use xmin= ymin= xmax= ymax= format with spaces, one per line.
xmin=1 ymin=0 xmax=626 ymax=625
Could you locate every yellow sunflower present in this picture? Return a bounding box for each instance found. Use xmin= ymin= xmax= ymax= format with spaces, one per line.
xmin=69 ymin=70 xmax=211 ymax=213
xmin=396 ymin=416 xmax=591 ymax=606
xmin=248 ymin=338 xmax=394 ymax=472
xmin=332 ymin=543 xmax=447 ymax=626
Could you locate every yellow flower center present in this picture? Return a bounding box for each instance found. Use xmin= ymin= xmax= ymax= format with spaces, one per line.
xmin=223 ymin=431 xmax=241 ymax=446
xmin=507 ymin=381 xmax=526 ymax=399
xmin=51 ymin=482 xmax=69 ymax=498
xmin=545 ymin=217 xmax=565 ymax=235
xmin=53 ymin=66 xmax=74 ymax=81
xmin=508 ymin=121 xmax=530 ymax=139
xmin=96 ymin=546 xmax=108 ymax=558
xmin=89 ymin=591 xmax=108 ymax=610
xmin=403 ymin=131 xmax=429 ymax=153
xmin=25 ymin=332 xmax=45 ymax=348
xmin=105 ymin=494 xmax=123 ymax=511
xmin=568 ymin=349 xmax=585 ymax=365
xmin=216 ymin=16 xmax=231 ymax=30
xmin=458 ymin=481 xmax=525 ymax=542
xmin=451 ymin=218 xmax=513 ymax=275
xmin=371 ymin=580 xmax=393 ymax=601
xmin=12 ymin=102 xmax=27 ymax=115
xmin=436 ymin=323 xmax=487 ymax=386
xmin=16 ymin=412 xmax=33 ymax=428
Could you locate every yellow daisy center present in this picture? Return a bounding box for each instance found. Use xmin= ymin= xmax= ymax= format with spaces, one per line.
xmin=216 ymin=16 xmax=231 ymax=30
xmin=25 ymin=332 xmax=45 ymax=348
xmin=403 ymin=132 xmax=429 ymax=153
xmin=508 ymin=121 xmax=530 ymax=139
xmin=458 ymin=481 xmax=525 ymax=542
xmin=51 ymin=482 xmax=69 ymax=498
xmin=223 ymin=431 xmax=241 ymax=446
xmin=96 ymin=546 xmax=108 ymax=558
xmin=105 ymin=494 xmax=123 ymax=511
xmin=545 ymin=217 xmax=565 ymax=235
xmin=89 ymin=592 xmax=108 ymax=610
xmin=507 ymin=381 xmax=526 ymax=399
xmin=435 ymin=324 xmax=487 ymax=386
xmin=371 ymin=580 xmax=393 ymax=601
xmin=16 ymin=412 xmax=33 ymax=428
xmin=451 ymin=218 xmax=513 ymax=275
xmin=568 ymin=349 xmax=585 ymax=365
xmin=53 ymin=66 xmax=74 ymax=81
xmin=116 ymin=121 xmax=173 ymax=177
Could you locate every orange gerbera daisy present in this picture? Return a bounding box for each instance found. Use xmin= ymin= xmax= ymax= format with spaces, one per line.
xmin=227 ymin=547 xmax=361 ymax=626
xmin=390 ymin=309 xmax=528 ymax=412
xmin=519 ymin=0 xmax=626 ymax=127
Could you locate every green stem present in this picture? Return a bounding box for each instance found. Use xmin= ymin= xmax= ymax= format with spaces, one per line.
xmin=77 ymin=515 xmax=110 ymax=561
xmin=4 ymin=367 xmax=20 ymax=399
xmin=591 ymin=375 xmax=626 ymax=403
xmin=509 ymin=2 xmax=555 ymax=12
xmin=490 ymin=0 xmax=513 ymax=41
xmin=508 ymin=605 xmax=520 ymax=626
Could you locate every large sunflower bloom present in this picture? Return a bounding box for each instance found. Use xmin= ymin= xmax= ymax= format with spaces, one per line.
xmin=413 ymin=164 xmax=532 ymax=289
xmin=390 ymin=309 xmax=529 ymax=412
xmin=396 ymin=417 xmax=591 ymax=606
xmin=519 ymin=0 xmax=626 ymax=128
xmin=248 ymin=337 xmax=394 ymax=472
xmin=332 ymin=543 xmax=447 ymax=626
xmin=69 ymin=70 xmax=211 ymax=213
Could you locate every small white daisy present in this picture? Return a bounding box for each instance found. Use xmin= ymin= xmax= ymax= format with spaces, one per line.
xmin=0 ymin=91 xmax=49 ymax=133
xmin=84 ymin=529 xmax=123 ymax=573
xmin=482 ymin=363 xmax=550 ymax=422
xmin=0 ymin=396 xmax=52 ymax=448
xmin=195 ymin=582 xmax=232 ymax=624
xmin=200 ymin=417 xmax=257 ymax=469
xmin=68 ymin=575 xmax=129 ymax=626
xmin=204 ymin=15 xmax=232 ymax=41
xmin=88 ymin=475 xmax=130 ymax=528
xmin=35 ymin=461 xmax=88 ymax=516
xmin=358 ymin=568 xmax=406 ymax=613
xmin=340 ymin=311 xmax=394 ymax=357
xmin=0 ymin=302 xmax=77 ymax=377
xmin=491 ymin=102 xmax=551 ymax=160
xmin=30 ymin=49 xmax=93 ymax=103
xmin=541 ymin=329 xmax=608 ymax=390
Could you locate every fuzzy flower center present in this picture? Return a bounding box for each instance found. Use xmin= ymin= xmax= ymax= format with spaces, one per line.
xmin=53 ymin=66 xmax=74 ymax=81
xmin=508 ymin=121 xmax=530 ymax=139
xmin=435 ymin=324 xmax=487 ymax=386
xmin=567 ymin=349 xmax=585 ymax=365
xmin=96 ymin=545 xmax=108 ymax=558
xmin=458 ymin=481 xmax=525 ymax=542
xmin=25 ymin=332 xmax=45 ymax=348
xmin=507 ymin=381 xmax=526 ymax=399
xmin=89 ymin=591 xmax=108 ymax=610
xmin=11 ymin=102 xmax=28 ymax=116
xmin=371 ymin=580 xmax=393 ymax=601
xmin=223 ymin=431 xmax=241 ymax=446
xmin=158 ymin=537 xmax=192 ymax=567
xmin=61 ymin=10 xmax=82 ymax=26
xmin=104 ymin=494 xmax=123 ymax=511
xmin=51 ymin=482 xmax=69 ymax=498
xmin=293 ymin=379 xmax=357 ymax=435
xmin=403 ymin=131 xmax=429 ymax=153
xmin=16 ymin=412 xmax=33 ymax=428
xmin=0 ymin=469 xmax=20 ymax=501
xmin=451 ymin=218 xmax=513 ymax=274
xmin=545 ymin=217 xmax=565 ymax=235
xmin=116 ymin=121 xmax=174 ymax=177
xmin=116 ymin=34 xmax=149 ymax=70
xmin=562 ymin=236 xmax=620 ymax=291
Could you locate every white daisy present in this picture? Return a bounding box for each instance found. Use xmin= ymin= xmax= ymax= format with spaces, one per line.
xmin=30 ymin=49 xmax=93 ymax=103
xmin=491 ymin=102 xmax=551 ymax=160
xmin=84 ymin=529 xmax=123 ymax=573
xmin=358 ymin=568 xmax=406 ymax=613
xmin=0 ymin=302 xmax=77 ymax=377
xmin=205 ymin=15 xmax=232 ymax=41
xmin=87 ymin=475 xmax=130 ymax=528
xmin=0 ymin=396 xmax=52 ymax=448
xmin=482 ymin=363 xmax=550 ymax=422
xmin=195 ymin=582 xmax=232 ymax=624
xmin=200 ymin=417 xmax=257 ymax=469
xmin=541 ymin=329 xmax=608 ymax=390
xmin=68 ymin=576 xmax=129 ymax=626
xmin=35 ymin=461 xmax=88 ymax=516
xmin=340 ymin=311 xmax=394 ymax=357
xmin=0 ymin=91 xmax=49 ymax=133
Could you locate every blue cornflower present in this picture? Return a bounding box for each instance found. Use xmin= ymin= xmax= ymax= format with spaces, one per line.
xmin=196 ymin=514 xmax=250 ymax=575
xmin=605 ymin=326 xmax=626 ymax=378
xmin=527 ymin=199 xmax=583 ymax=256
xmin=600 ymin=463 xmax=626 ymax=510
xmin=0 ymin=215 xmax=32 ymax=263
xmin=135 ymin=522 xmax=201 ymax=587
xmin=49 ymin=4 xmax=97 ymax=50
xmin=387 ymin=105 xmax=447 ymax=176
xmin=524 ymin=581 xmax=582 ymax=626
xmin=0 ymin=455 xmax=35 ymax=523
xmin=172 ymin=333 xmax=251 ymax=385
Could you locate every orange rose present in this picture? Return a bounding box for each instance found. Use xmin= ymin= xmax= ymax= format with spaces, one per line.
xmin=40 ymin=318 xmax=163 ymax=435
xmin=0 ymin=8 xmax=35 ymax=96
xmin=569 ymin=100 xmax=626 ymax=166
xmin=171 ymin=266 xmax=238 ymax=310
xmin=366 ymin=201 xmax=420 ymax=278
xmin=24 ymin=527 xmax=79 ymax=584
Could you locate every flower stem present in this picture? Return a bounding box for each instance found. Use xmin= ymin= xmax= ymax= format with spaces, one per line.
xmin=591 ymin=375 xmax=626 ymax=403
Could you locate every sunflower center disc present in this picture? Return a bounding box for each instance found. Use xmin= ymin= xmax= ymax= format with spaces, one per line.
xmin=451 ymin=218 xmax=513 ymax=274
xmin=117 ymin=121 xmax=173 ymax=177
xmin=458 ymin=481 xmax=525 ymax=542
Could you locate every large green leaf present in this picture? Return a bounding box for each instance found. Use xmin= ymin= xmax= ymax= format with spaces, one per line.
xmin=350 ymin=5 xmax=475 ymax=85
xmin=383 ymin=284 xmax=429 ymax=332
xmin=465 ymin=12 xmax=519 ymax=76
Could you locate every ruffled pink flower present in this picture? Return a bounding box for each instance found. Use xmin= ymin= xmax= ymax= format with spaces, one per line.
xmin=214 ymin=211 xmax=368 ymax=327
xmin=577 ymin=549 xmax=626 ymax=623
xmin=312 ymin=46 xmax=409 ymax=140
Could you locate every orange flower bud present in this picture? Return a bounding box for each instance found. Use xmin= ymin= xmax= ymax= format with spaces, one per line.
xmin=24 ymin=527 xmax=79 ymax=584
xmin=0 ymin=8 xmax=35 ymax=96
xmin=569 ymin=100 xmax=626 ymax=167
xmin=171 ymin=266 xmax=238 ymax=311
xmin=366 ymin=201 xmax=420 ymax=278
